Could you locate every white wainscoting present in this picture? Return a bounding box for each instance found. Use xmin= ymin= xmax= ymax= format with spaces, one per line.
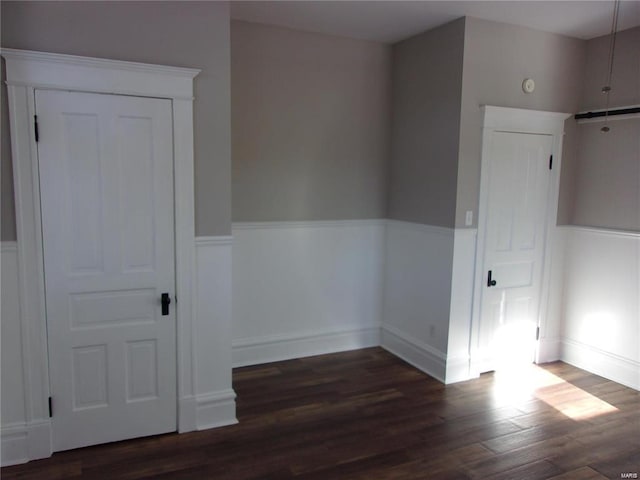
xmin=232 ymin=220 xmax=385 ymax=367
xmin=193 ymin=236 xmax=237 ymax=429
xmin=381 ymin=220 xmax=455 ymax=382
xmin=446 ymin=228 xmax=478 ymax=384
xmin=560 ymin=226 xmax=640 ymax=390
xmin=536 ymin=226 xmax=567 ymax=364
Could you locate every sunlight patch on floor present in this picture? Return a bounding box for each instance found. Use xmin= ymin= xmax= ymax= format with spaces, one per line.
xmin=493 ymin=364 xmax=619 ymax=420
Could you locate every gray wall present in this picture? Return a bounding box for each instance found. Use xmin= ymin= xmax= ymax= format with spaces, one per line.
xmin=581 ymin=26 xmax=640 ymax=111
xmin=231 ymin=21 xmax=391 ymax=222
xmin=387 ymin=18 xmax=465 ymax=228
xmin=1 ymin=1 xmax=231 ymax=238
xmin=458 ymin=17 xmax=586 ymax=228
xmin=571 ymin=26 xmax=640 ymax=231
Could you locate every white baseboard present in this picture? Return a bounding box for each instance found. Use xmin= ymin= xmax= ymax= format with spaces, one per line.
xmin=1 ymin=424 xmax=28 ymax=466
xmin=380 ymin=325 xmax=446 ymax=383
xmin=561 ymin=339 xmax=640 ymax=391
xmin=195 ymin=389 xmax=238 ymax=430
xmin=1 ymin=420 xmax=51 ymax=467
xmin=177 ymin=396 xmax=197 ymax=433
xmin=232 ymin=327 xmax=381 ymax=368
xmin=537 ymin=337 xmax=562 ymax=364
xmin=444 ymin=354 xmax=472 ymax=384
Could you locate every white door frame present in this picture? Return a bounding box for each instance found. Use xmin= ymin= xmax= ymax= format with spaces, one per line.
xmin=469 ymin=106 xmax=571 ymax=378
xmin=2 ymin=48 xmax=201 ymax=460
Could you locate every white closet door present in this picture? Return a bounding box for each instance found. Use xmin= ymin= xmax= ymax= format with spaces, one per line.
xmin=477 ymin=131 xmax=553 ymax=372
xmin=36 ymin=89 xmax=177 ymax=451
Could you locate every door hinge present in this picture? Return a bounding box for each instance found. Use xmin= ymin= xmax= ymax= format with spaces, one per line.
xmin=48 ymin=396 xmax=52 ymax=417
xmin=549 ymin=155 xmax=553 ymax=170
xmin=34 ymin=115 xmax=39 ymax=142
xmin=536 ymin=326 xmax=540 ymax=341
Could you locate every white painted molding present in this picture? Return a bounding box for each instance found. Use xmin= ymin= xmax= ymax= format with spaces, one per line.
xmin=1 ymin=424 xmax=28 ymax=467
xmin=444 ymin=354 xmax=473 ymax=384
xmin=537 ymin=337 xmax=562 ymax=364
xmin=1 ymin=421 xmax=51 ymax=467
xmin=1 ymin=48 xmax=200 ymax=100
xmin=562 ymin=339 xmax=640 ymax=391
xmin=380 ymin=325 xmax=446 ymax=383
xmin=195 ymin=390 xmax=239 ymax=430
xmin=177 ymin=396 xmax=197 ymax=434
xmin=233 ymin=327 xmax=381 ymax=368
xmin=557 ymin=224 xmax=640 ymax=238
xmin=481 ymin=105 xmax=572 ymax=133
xmin=193 ymin=238 xmax=236 ymax=427
xmin=385 ymin=219 xmax=454 ymax=237
xmin=1 ymin=241 xmax=18 ymax=253
xmin=2 ymin=49 xmax=199 ymax=460
xmin=232 ymin=219 xmax=386 ymax=231
xmin=445 ymin=228 xmax=478 ymax=384
xmin=195 ymin=235 xmax=234 ymax=247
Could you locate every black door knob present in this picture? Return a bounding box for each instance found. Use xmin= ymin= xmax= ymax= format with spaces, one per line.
xmin=487 ymin=270 xmax=497 ymax=287
xmin=161 ymin=293 xmax=171 ymax=316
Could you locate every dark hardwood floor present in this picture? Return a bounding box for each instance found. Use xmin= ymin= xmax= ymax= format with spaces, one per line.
xmin=2 ymin=347 xmax=639 ymax=479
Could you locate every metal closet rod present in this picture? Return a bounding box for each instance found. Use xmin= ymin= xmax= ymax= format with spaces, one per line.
xmin=574 ymin=106 xmax=640 ymax=119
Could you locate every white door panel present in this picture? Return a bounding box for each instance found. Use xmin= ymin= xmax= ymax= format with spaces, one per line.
xmin=36 ymin=90 xmax=176 ymax=451
xmin=477 ymin=132 xmax=553 ymax=372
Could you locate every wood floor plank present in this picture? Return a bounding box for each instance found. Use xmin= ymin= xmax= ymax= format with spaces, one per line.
xmin=2 ymin=347 xmax=638 ymax=479
xmin=547 ymin=466 xmax=609 ymax=480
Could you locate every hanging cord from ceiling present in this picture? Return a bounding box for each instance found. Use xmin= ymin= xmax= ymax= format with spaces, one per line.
xmin=601 ymin=0 xmax=621 ymax=133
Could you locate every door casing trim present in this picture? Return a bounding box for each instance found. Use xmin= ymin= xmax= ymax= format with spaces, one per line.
xmin=469 ymin=106 xmax=571 ymax=377
xmin=2 ymin=48 xmax=201 ymax=459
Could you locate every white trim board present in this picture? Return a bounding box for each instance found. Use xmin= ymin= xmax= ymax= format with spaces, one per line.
xmin=384 ymin=219 xmax=454 ymax=237
xmin=1 ymin=48 xmax=201 ymax=463
xmin=562 ymin=339 xmax=640 ymax=391
xmin=233 ymin=327 xmax=381 ymax=368
xmin=232 ymin=219 xmax=386 ymax=231
xmin=195 ymin=390 xmax=238 ymax=431
xmin=193 ymin=237 xmax=237 ymax=428
xmin=557 ymin=224 xmax=640 ymax=238
xmin=195 ymin=236 xmax=234 ymax=247
xmin=1 ymin=421 xmax=50 ymax=467
xmin=1 ymin=49 xmax=199 ymax=100
xmin=380 ymin=325 xmax=447 ymax=383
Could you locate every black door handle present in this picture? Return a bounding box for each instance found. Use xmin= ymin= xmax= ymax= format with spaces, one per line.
xmin=487 ymin=270 xmax=497 ymax=287
xmin=161 ymin=293 xmax=171 ymax=316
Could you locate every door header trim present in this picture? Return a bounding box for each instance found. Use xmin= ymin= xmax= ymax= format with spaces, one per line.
xmin=2 ymin=48 xmax=200 ymax=100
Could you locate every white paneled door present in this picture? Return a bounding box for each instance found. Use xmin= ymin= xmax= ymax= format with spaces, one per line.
xmin=36 ymin=90 xmax=177 ymax=451
xmin=477 ymin=132 xmax=553 ymax=373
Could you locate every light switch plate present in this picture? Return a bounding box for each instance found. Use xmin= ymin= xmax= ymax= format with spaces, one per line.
xmin=465 ymin=210 xmax=473 ymax=226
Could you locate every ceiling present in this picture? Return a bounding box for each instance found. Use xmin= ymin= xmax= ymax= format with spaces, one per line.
xmin=230 ymin=1 xmax=640 ymax=44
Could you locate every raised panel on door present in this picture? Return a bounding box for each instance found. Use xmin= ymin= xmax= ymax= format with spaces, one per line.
xmin=36 ymin=89 xmax=177 ymax=452
xmin=478 ymin=132 xmax=553 ymax=372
